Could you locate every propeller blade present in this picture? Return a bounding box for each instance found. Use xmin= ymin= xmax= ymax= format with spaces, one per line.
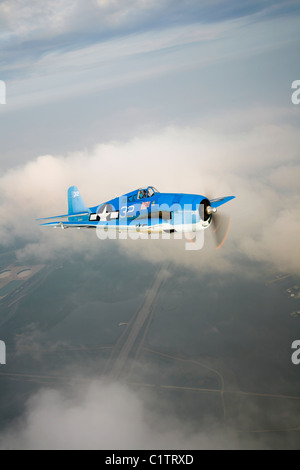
xmin=211 ymin=213 xmax=231 ymax=250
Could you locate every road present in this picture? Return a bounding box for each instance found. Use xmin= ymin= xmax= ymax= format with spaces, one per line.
xmin=107 ymin=263 xmax=168 ymax=379
xmin=0 ymin=265 xmax=56 ymax=328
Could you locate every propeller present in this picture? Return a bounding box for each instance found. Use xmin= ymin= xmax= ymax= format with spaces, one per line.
xmin=210 ymin=211 xmax=231 ymax=250
xmin=201 ymin=195 xmax=232 ymax=249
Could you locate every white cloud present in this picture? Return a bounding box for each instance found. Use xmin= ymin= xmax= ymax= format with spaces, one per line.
xmin=0 ymin=377 xmax=236 ymax=450
xmin=0 ymin=108 xmax=299 ymax=274
xmin=0 ymin=0 xmax=76 ymax=38
xmin=3 ymin=12 xmax=300 ymax=112
xmin=1 ymin=18 xmax=237 ymax=111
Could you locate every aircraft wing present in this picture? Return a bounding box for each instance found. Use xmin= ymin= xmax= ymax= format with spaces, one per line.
xmin=39 ymin=221 xmax=96 ymax=229
xmin=209 ymin=196 xmax=235 ymax=208
xmin=39 ymin=220 xmax=127 ymax=229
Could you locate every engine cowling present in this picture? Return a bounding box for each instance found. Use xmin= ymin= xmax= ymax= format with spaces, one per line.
xmin=199 ymin=198 xmax=211 ymax=222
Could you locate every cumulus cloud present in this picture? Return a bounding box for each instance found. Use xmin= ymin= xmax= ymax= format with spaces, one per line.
xmin=0 ymin=108 xmax=299 ymax=273
xmin=1 ymin=369 xmax=298 ymax=450
xmin=0 ymin=376 xmax=236 ymax=450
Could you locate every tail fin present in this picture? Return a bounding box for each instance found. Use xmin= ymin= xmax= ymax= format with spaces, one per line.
xmin=68 ymin=186 xmax=89 ymax=215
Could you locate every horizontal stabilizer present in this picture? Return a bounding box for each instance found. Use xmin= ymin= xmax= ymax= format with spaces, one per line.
xmin=37 ymin=186 xmax=90 ymax=223
xmin=37 ymin=212 xmax=89 ymax=221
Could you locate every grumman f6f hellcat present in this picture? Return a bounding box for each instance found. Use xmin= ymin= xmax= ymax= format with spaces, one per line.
xmin=38 ymin=186 xmax=235 ymax=248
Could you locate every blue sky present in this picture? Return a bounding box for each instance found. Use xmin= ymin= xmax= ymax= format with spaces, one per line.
xmin=1 ymin=0 xmax=300 ymax=166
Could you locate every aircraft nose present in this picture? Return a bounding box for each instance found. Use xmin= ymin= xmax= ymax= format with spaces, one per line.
xmin=198 ymin=198 xmax=211 ymax=222
xmin=206 ymin=206 xmax=217 ymax=215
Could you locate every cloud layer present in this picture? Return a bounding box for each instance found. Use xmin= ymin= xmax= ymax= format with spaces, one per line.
xmin=3 ymin=0 xmax=297 ymax=48
xmin=1 ymin=108 xmax=299 ymax=274
xmin=0 ymin=376 xmax=238 ymax=450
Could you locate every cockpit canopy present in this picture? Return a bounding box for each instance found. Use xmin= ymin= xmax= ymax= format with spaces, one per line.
xmin=137 ymin=186 xmax=159 ymax=199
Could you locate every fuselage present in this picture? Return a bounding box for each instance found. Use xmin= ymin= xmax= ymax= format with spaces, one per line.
xmin=86 ymin=186 xmax=212 ymax=233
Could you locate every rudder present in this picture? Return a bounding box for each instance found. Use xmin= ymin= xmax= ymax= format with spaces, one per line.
xmin=68 ymin=186 xmax=89 ymax=214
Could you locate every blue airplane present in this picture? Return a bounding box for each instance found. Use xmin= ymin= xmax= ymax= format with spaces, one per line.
xmin=38 ymin=186 xmax=235 ymax=248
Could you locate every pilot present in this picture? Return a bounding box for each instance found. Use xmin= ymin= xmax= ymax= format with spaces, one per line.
xmin=143 ymin=189 xmax=147 ymax=198
xmin=147 ymin=187 xmax=154 ymax=197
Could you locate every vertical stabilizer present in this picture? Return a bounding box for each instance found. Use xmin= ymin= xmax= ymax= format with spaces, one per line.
xmin=68 ymin=186 xmax=89 ymax=215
